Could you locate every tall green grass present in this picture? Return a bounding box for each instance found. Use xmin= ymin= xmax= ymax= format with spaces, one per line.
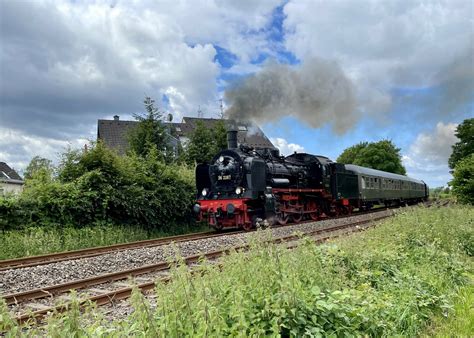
xmin=0 ymin=223 xmax=208 ymax=260
xmin=1 ymin=206 xmax=472 ymax=336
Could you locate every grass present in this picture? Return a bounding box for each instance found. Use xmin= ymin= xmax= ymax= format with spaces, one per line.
xmin=0 ymin=222 xmax=209 ymax=260
xmin=1 ymin=205 xmax=473 ymax=336
xmin=423 ymin=270 xmax=474 ymax=337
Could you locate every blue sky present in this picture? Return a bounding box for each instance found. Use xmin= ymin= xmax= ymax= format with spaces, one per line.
xmin=0 ymin=0 xmax=472 ymax=187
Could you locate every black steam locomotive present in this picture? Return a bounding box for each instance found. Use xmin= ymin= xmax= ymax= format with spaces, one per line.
xmin=194 ymin=130 xmax=428 ymax=230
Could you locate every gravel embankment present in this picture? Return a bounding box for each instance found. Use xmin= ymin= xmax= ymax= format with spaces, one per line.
xmin=0 ymin=209 xmax=395 ymax=295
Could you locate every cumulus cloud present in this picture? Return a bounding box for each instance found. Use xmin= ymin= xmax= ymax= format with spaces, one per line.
xmin=0 ymin=127 xmax=90 ymax=176
xmin=0 ymin=0 xmax=281 ymax=169
xmin=270 ymin=137 xmax=305 ymax=156
xmin=402 ymin=122 xmax=458 ymax=186
xmin=283 ymin=0 xmax=473 ymax=117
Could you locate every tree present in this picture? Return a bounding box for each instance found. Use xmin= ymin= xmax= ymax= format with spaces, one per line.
xmin=337 ymin=140 xmax=406 ymax=175
xmin=337 ymin=142 xmax=368 ymax=164
xmin=128 ymin=96 xmax=171 ymax=160
xmin=213 ymin=119 xmax=228 ymax=154
xmin=449 ymin=118 xmax=474 ymax=169
xmin=450 ymin=153 xmax=474 ymax=204
xmin=24 ymin=156 xmax=54 ymax=181
xmin=185 ymin=121 xmax=216 ymax=165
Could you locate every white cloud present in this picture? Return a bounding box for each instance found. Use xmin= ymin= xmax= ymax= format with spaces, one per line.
xmin=402 ymin=122 xmax=458 ymax=187
xmin=270 ymin=137 xmax=305 ymax=156
xmin=0 ymin=0 xmax=282 ymax=168
xmin=0 ymin=127 xmax=90 ymax=176
xmin=283 ymin=0 xmax=473 ymax=116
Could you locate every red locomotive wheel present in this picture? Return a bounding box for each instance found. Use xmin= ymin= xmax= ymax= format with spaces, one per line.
xmin=309 ymin=212 xmax=319 ymax=221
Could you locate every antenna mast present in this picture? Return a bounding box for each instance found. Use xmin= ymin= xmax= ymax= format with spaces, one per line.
xmin=197 ymin=105 xmax=203 ymax=118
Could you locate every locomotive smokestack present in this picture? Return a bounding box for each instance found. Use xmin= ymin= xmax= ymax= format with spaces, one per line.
xmin=227 ymin=128 xmax=238 ymax=149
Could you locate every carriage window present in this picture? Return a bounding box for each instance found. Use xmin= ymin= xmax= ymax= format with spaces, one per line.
xmin=361 ymin=176 xmax=366 ymax=189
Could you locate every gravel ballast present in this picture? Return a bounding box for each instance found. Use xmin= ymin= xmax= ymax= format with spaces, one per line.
xmin=0 ymin=209 xmax=395 ymax=295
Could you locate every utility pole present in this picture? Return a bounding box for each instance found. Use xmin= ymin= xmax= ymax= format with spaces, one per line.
xmin=218 ymin=99 xmax=225 ymax=119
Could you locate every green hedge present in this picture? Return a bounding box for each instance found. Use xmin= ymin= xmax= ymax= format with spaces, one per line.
xmin=0 ymin=143 xmax=196 ymax=231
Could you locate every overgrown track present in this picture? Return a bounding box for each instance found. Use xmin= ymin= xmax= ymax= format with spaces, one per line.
xmin=6 ymin=211 xmax=393 ymax=326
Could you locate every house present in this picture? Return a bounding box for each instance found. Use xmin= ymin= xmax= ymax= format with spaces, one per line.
xmin=0 ymin=162 xmax=24 ymax=195
xmin=97 ymin=115 xmax=275 ymax=154
xmin=97 ymin=115 xmax=179 ymax=155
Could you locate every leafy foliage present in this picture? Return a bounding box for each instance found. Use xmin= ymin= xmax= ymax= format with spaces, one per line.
xmin=213 ymin=119 xmax=228 ymax=153
xmin=337 ymin=140 xmax=406 ymax=175
xmin=450 ymin=153 xmax=474 ymax=204
xmin=128 ymin=96 xmax=174 ymax=161
xmin=23 ymin=156 xmax=54 ymax=180
xmin=336 ymin=142 xmax=368 ymax=164
xmin=185 ymin=119 xmax=229 ymax=165
xmin=449 ymin=118 xmax=474 ymax=169
xmin=0 ymin=141 xmax=197 ymax=232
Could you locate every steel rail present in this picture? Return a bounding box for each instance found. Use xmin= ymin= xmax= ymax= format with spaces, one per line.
xmin=1 ymin=200 xmax=431 ymax=272
xmin=0 ymin=208 xmax=379 ymax=271
xmin=0 ymin=229 xmax=241 ymax=271
xmin=9 ymin=212 xmax=392 ymax=325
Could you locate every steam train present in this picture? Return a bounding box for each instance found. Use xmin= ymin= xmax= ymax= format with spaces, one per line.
xmin=194 ymin=130 xmax=429 ymax=231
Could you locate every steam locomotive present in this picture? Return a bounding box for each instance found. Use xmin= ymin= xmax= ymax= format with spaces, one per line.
xmin=194 ymin=130 xmax=428 ymax=231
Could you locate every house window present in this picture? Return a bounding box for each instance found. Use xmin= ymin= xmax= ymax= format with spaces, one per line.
xmin=238 ymin=126 xmax=247 ymax=131
xmin=176 ymin=127 xmax=181 ymax=132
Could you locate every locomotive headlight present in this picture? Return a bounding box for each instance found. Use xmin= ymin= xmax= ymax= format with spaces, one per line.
xmin=218 ymin=155 xmax=224 ymax=163
xmin=235 ymin=187 xmax=243 ymax=195
xmin=201 ymin=188 xmax=209 ymax=197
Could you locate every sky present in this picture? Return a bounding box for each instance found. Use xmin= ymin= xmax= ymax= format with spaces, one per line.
xmin=0 ymin=0 xmax=472 ymax=187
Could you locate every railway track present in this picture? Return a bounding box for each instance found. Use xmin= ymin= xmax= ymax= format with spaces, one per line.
xmin=0 ymin=205 xmax=397 ymax=272
xmin=4 ymin=211 xmax=393 ymax=326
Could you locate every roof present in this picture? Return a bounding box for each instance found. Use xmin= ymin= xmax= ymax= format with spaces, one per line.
xmin=97 ymin=119 xmax=138 ymax=154
xmin=345 ymin=164 xmax=424 ymax=184
xmin=0 ymin=162 xmax=23 ymax=181
xmin=172 ymin=117 xmax=275 ymax=149
xmin=98 ymin=116 xmax=275 ymax=153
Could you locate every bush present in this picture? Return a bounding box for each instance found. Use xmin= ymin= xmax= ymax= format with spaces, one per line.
xmin=450 ymin=153 xmax=474 ymax=205
xmin=1 ymin=142 xmax=197 ymax=231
